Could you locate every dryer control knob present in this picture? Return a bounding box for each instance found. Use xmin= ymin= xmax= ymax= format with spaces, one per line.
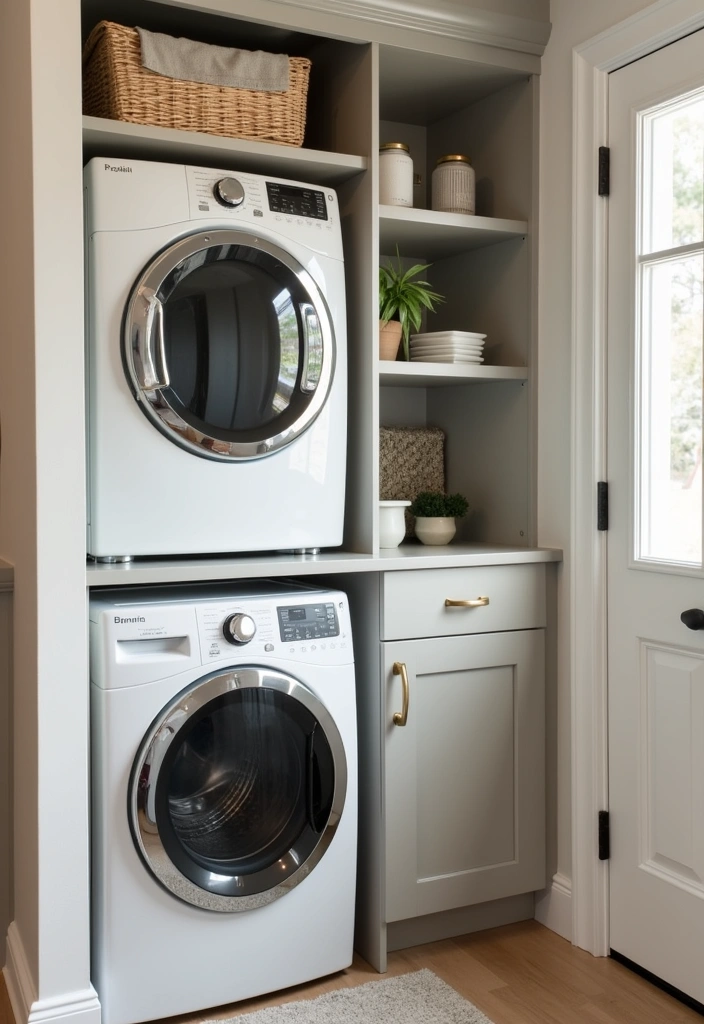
xmin=214 ymin=177 xmax=245 ymax=208
xmin=223 ymin=613 xmax=256 ymax=645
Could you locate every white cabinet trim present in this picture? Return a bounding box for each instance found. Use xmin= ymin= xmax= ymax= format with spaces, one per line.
xmin=277 ymin=0 xmax=552 ymax=55
xmin=4 ymin=923 xmax=100 ymax=1024
xmin=179 ymin=0 xmax=552 ymax=55
xmin=571 ymin=0 xmax=704 ymax=958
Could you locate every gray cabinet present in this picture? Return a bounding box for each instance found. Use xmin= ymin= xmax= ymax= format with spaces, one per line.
xmin=383 ymin=627 xmax=545 ymax=923
xmin=352 ymin=563 xmax=547 ymax=970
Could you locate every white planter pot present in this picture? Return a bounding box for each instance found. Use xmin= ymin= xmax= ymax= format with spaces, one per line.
xmin=414 ymin=516 xmax=456 ymax=546
xmin=379 ymin=500 xmax=411 ymax=548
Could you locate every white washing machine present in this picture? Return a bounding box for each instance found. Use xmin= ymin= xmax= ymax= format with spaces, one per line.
xmin=84 ymin=158 xmax=347 ymax=560
xmin=89 ymin=581 xmax=357 ymax=1024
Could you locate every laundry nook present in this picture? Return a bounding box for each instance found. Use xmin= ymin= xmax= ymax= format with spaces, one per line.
xmin=3 ymin=1 xmax=704 ymax=1023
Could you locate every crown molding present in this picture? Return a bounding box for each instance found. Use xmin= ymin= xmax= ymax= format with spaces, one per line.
xmin=273 ymin=0 xmax=551 ymax=56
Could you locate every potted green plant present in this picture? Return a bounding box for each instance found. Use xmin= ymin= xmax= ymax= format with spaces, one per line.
xmin=409 ymin=490 xmax=469 ymax=545
xmin=379 ymin=250 xmax=444 ymax=361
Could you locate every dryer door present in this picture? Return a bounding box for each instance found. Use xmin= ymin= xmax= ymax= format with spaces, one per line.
xmin=123 ymin=230 xmax=336 ymax=461
xmin=129 ymin=666 xmax=347 ymax=912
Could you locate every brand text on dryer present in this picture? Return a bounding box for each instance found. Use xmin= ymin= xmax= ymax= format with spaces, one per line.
xmin=114 ymin=616 xmax=146 ymax=623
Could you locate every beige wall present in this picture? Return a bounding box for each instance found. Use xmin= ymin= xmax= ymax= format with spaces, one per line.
xmin=0 ymin=0 xmax=40 ymax=973
xmin=0 ymin=0 xmax=91 ymax=1004
xmin=0 ymin=590 xmax=12 ymax=959
xmin=538 ymin=0 xmax=661 ymax=884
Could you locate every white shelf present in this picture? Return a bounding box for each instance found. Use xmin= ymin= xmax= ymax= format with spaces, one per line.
xmin=86 ymin=546 xmax=561 ymax=586
xmin=379 ymin=205 xmax=527 ymax=259
xmin=379 ymin=362 xmax=527 ymax=387
xmin=82 ymin=116 xmax=368 ymax=185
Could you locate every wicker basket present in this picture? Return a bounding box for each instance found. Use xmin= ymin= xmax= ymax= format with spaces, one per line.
xmin=82 ymin=21 xmax=312 ymax=147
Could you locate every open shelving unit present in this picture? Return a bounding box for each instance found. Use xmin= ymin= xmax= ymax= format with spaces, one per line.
xmin=376 ymin=50 xmax=538 ymax=550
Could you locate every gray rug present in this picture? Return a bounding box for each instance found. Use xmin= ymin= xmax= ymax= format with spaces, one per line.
xmin=207 ymin=969 xmax=494 ymax=1023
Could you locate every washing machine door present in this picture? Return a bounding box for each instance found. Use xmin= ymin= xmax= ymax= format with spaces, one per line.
xmin=122 ymin=229 xmax=336 ymax=461
xmin=129 ymin=666 xmax=347 ymax=912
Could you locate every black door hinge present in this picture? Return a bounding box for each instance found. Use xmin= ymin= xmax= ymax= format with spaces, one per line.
xmin=598 ymin=810 xmax=610 ymax=860
xmin=598 ymin=146 xmax=610 ymax=197
xmin=597 ymin=481 xmax=608 ymax=531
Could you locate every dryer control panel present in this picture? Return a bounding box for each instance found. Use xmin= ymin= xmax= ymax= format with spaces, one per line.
xmin=183 ymin=164 xmax=343 ymax=261
xmin=266 ymin=182 xmax=328 ymax=220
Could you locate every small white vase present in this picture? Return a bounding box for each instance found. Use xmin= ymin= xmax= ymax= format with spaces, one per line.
xmin=414 ymin=516 xmax=456 ymax=546
xmin=379 ymin=500 xmax=411 ymax=548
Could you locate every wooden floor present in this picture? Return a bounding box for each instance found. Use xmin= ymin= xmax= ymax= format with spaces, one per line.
xmin=2 ymin=921 xmax=702 ymax=1024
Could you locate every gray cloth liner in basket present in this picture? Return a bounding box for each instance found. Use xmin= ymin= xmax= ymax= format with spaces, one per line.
xmin=379 ymin=426 xmax=446 ymax=537
xmin=136 ymin=27 xmax=290 ymax=91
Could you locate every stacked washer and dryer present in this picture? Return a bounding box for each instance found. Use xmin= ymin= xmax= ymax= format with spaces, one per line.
xmin=84 ymin=159 xmax=356 ymax=1024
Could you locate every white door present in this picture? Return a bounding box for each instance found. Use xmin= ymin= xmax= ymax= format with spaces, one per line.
xmin=608 ymin=29 xmax=704 ymax=1001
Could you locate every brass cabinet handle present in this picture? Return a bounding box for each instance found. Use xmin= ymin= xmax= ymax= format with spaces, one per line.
xmin=444 ymin=596 xmax=490 ymax=608
xmin=392 ymin=661 xmax=410 ymax=726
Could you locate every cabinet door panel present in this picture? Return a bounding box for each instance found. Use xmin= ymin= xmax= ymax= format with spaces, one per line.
xmin=384 ymin=629 xmax=545 ymax=923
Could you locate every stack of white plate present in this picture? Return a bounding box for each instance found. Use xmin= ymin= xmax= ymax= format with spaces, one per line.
xmin=409 ymin=331 xmax=487 ymax=364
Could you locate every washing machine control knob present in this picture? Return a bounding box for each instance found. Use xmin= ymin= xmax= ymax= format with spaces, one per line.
xmin=223 ymin=613 xmax=256 ymax=645
xmin=214 ymin=177 xmax=245 ymax=208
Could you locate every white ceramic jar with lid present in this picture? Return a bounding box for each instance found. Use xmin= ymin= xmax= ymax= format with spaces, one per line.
xmin=379 ymin=142 xmax=414 ymax=207
xmin=431 ymin=154 xmax=475 ymax=214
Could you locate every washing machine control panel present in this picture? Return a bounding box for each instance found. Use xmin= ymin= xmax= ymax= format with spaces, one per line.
xmin=194 ymin=597 xmax=350 ymax=665
xmin=277 ymin=602 xmax=339 ymax=642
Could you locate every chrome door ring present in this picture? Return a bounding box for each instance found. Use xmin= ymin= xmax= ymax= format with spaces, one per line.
xmin=129 ymin=666 xmax=347 ymax=913
xmin=123 ymin=229 xmax=336 ymax=462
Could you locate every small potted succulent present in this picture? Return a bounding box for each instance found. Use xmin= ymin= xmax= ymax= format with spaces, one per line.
xmin=409 ymin=490 xmax=469 ymax=545
xmin=379 ymin=249 xmax=444 ymax=361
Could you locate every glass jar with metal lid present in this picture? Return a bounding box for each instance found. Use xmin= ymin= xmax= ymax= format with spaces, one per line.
xmin=431 ymin=154 xmax=475 ymax=215
xmin=379 ymin=142 xmax=414 ymax=207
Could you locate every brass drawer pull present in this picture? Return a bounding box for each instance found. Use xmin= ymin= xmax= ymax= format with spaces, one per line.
xmin=392 ymin=661 xmax=409 ymax=727
xmin=444 ymin=596 xmax=490 ymax=608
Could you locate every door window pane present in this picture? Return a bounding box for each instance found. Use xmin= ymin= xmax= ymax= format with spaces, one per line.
xmin=638 ymin=254 xmax=703 ymax=563
xmin=645 ymin=95 xmax=704 ymax=253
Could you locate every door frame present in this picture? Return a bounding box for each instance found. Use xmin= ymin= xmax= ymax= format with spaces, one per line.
xmin=571 ymin=0 xmax=704 ymax=956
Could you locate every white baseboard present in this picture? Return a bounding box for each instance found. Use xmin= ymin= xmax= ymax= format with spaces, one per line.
xmin=534 ymin=872 xmax=572 ymax=941
xmin=4 ymin=923 xmax=101 ymax=1024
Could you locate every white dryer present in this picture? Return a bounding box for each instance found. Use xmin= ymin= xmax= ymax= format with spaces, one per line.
xmin=84 ymin=158 xmax=347 ymax=560
xmin=90 ymin=581 xmax=357 ymax=1024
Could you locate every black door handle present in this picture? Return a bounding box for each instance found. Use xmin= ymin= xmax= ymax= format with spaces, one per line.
xmin=681 ymin=608 xmax=704 ymax=630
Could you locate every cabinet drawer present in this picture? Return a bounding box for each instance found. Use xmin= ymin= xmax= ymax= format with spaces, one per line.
xmin=381 ymin=564 xmax=546 ymax=640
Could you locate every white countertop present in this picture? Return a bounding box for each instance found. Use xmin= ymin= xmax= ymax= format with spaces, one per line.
xmin=86 ymin=544 xmax=562 ymax=587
